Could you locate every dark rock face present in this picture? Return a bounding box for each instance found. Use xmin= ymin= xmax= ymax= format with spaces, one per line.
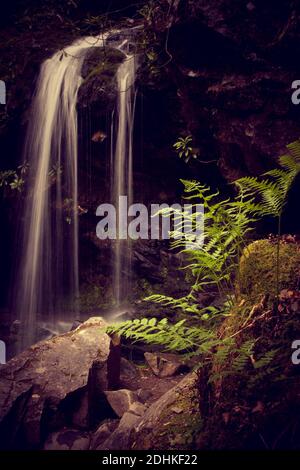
xmin=161 ymin=0 xmax=300 ymax=180
xmin=78 ymin=47 xmax=125 ymax=110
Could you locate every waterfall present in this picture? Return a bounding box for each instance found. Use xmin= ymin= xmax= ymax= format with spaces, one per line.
xmin=15 ymin=30 xmax=137 ymax=350
xmin=112 ymin=46 xmax=137 ymax=307
xmin=15 ymin=34 xmax=108 ymax=350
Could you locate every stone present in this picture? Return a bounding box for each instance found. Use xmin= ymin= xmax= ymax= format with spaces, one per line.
xmin=71 ymin=390 xmax=89 ymax=429
xmin=0 ymin=317 xmax=120 ymax=449
xmin=95 ymin=401 xmax=147 ymax=450
xmin=43 ymin=428 xmax=90 ymax=450
xmin=107 ymin=333 xmax=121 ymax=390
xmin=119 ymin=411 xmax=141 ymax=429
xmin=171 ymin=406 xmax=183 ymax=414
xmin=104 ymin=389 xmax=138 ymax=417
xmin=136 ymin=388 xmax=153 ymax=403
xmin=144 ymin=352 xmax=189 ymax=378
xmin=90 ymin=419 xmax=119 ymax=450
xmin=131 ymin=373 xmax=198 ymax=450
xmin=128 ymin=402 xmax=147 ymax=417
xmin=120 ymin=357 xmax=140 ymax=382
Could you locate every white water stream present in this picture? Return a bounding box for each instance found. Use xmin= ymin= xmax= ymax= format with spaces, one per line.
xmin=16 ymin=31 xmax=137 ymax=349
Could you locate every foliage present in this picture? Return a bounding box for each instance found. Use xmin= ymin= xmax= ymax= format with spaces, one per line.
xmin=235 ymin=139 xmax=300 ymax=297
xmin=195 ymin=288 xmax=300 ymax=449
xmin=0 ymin=161 xmax=29 ymax=193
xmin=107 ymin=177 xmax=258 ymax=354
xmin=136 ymin=0 xmax=180 ymax=84
xmin=0 ymin=161 xmax=63 ymax=198
xmin=239 ymin=239 xmax=300 ymax=300
xmin=173 ymin=136 xmax=197 ymax=163
xmin=107 ymin=140 xmax=300 ymax=381
xmin=107 ymin=317 xmax=217 ymax=353
xmin=235 ymin=140 xmax=300 ymax=219
xmin=151 ymin=178 xmax=257 ymax=305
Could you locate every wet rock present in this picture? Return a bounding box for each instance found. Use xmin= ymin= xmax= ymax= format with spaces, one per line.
xmin=10 ymin=319 xmax=21 ymax=335
xmin=43 ymin=428 xmax=90 ymax=451
xmin=144 ymin=352 xmax=189 ymax=378
xmin=78 ymin=47 xmax=124 ymax=108
xmin=104 ymin=389 xmax=138 ymax=418
xmin=0 ymin=317 xmax=120 ymax=449
xmin=70 ymin=320 xmax=82 ymax=331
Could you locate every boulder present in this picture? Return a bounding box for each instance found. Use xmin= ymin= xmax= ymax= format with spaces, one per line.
xmin=90 ymin=419 xmax=119 ymax=450
xmin=104 ymin=389 xmax=138 ymax=418
xmin=136 ymin=388 xmax=153 ymax=403
xmin=97 ymin=401 xmax=148 ymax=450
xmin=131 ymin=373 xmax=198 ymax=450
xmin=120 ymin=357 xmax=140 ymax=383
xmin=0 ymin=317 xmax=120 ymax=449
xmin=71 ymin=389 xmax=89 ymax=429
xmin=43 ymin=428 xmax=90 ymax=450
xmin=144 ymin=352 xmax=189 ymax=378
xmin=239 ymin=239 xmax=300 ymax=300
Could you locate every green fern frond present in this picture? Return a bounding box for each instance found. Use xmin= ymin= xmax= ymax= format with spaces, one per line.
xmin=107 ymin=318 xmax=216 ymax=353
xmin=236 ymin=140 xmax=300 ymax=218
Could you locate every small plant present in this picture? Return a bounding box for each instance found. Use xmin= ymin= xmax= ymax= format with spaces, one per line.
xmin=0 ymin=161 xmax=64 ymax=197
xmin=138 ymin=2 xmax=158 ymax=23
xmin=173 ymin=136 xmax=197 ymax=163
xmin=0 ymin=161 xmax=29 ymax=193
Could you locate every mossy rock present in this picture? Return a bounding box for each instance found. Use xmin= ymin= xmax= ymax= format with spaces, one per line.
xmin=81 ymin=47 xmax=125 ymax=80
xmin=130 ymin=373 xmax=201 ymax=450
xmin=239 ymin=239 xmax=300 ymax=300
xmin=78 ymin=47 xmax=125 ymax=106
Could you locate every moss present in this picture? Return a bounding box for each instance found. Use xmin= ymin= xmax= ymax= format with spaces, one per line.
xmin=79 ymin=279 xmax=113 ymax=313
xmin=78 ymin=47 xmax=125 ymax=106
xmin=239 ymin=239 xmax=300 ymax=301
xmin=81 ymin=48 xmax=125 ymax=82
xmin=193 ymin=242 xmax=300 ymax=449
xmin=132 ymin=386 xmax=202 ymax=450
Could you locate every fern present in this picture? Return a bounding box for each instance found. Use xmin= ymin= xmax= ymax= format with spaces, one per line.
xmin=107 ymin=317 xmax=216 ymax=353
xmin=232 ymin=339 xmax=255 ymax=373
xmin=108 ymin=179 xmax=258 ymax=354
xmin=235 ymin=139 xmax=300 ymax=298
xmin=252 ymin=348 xmax=279 ymax=369
xmin=106 ymin=140 xmax=300 ymax=371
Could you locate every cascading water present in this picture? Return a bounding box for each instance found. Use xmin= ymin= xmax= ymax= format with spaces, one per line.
xmin=111 ymin=45 xmax=137 ymax=307
xmin=15 ymin=31 xmax=137 ymax=350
